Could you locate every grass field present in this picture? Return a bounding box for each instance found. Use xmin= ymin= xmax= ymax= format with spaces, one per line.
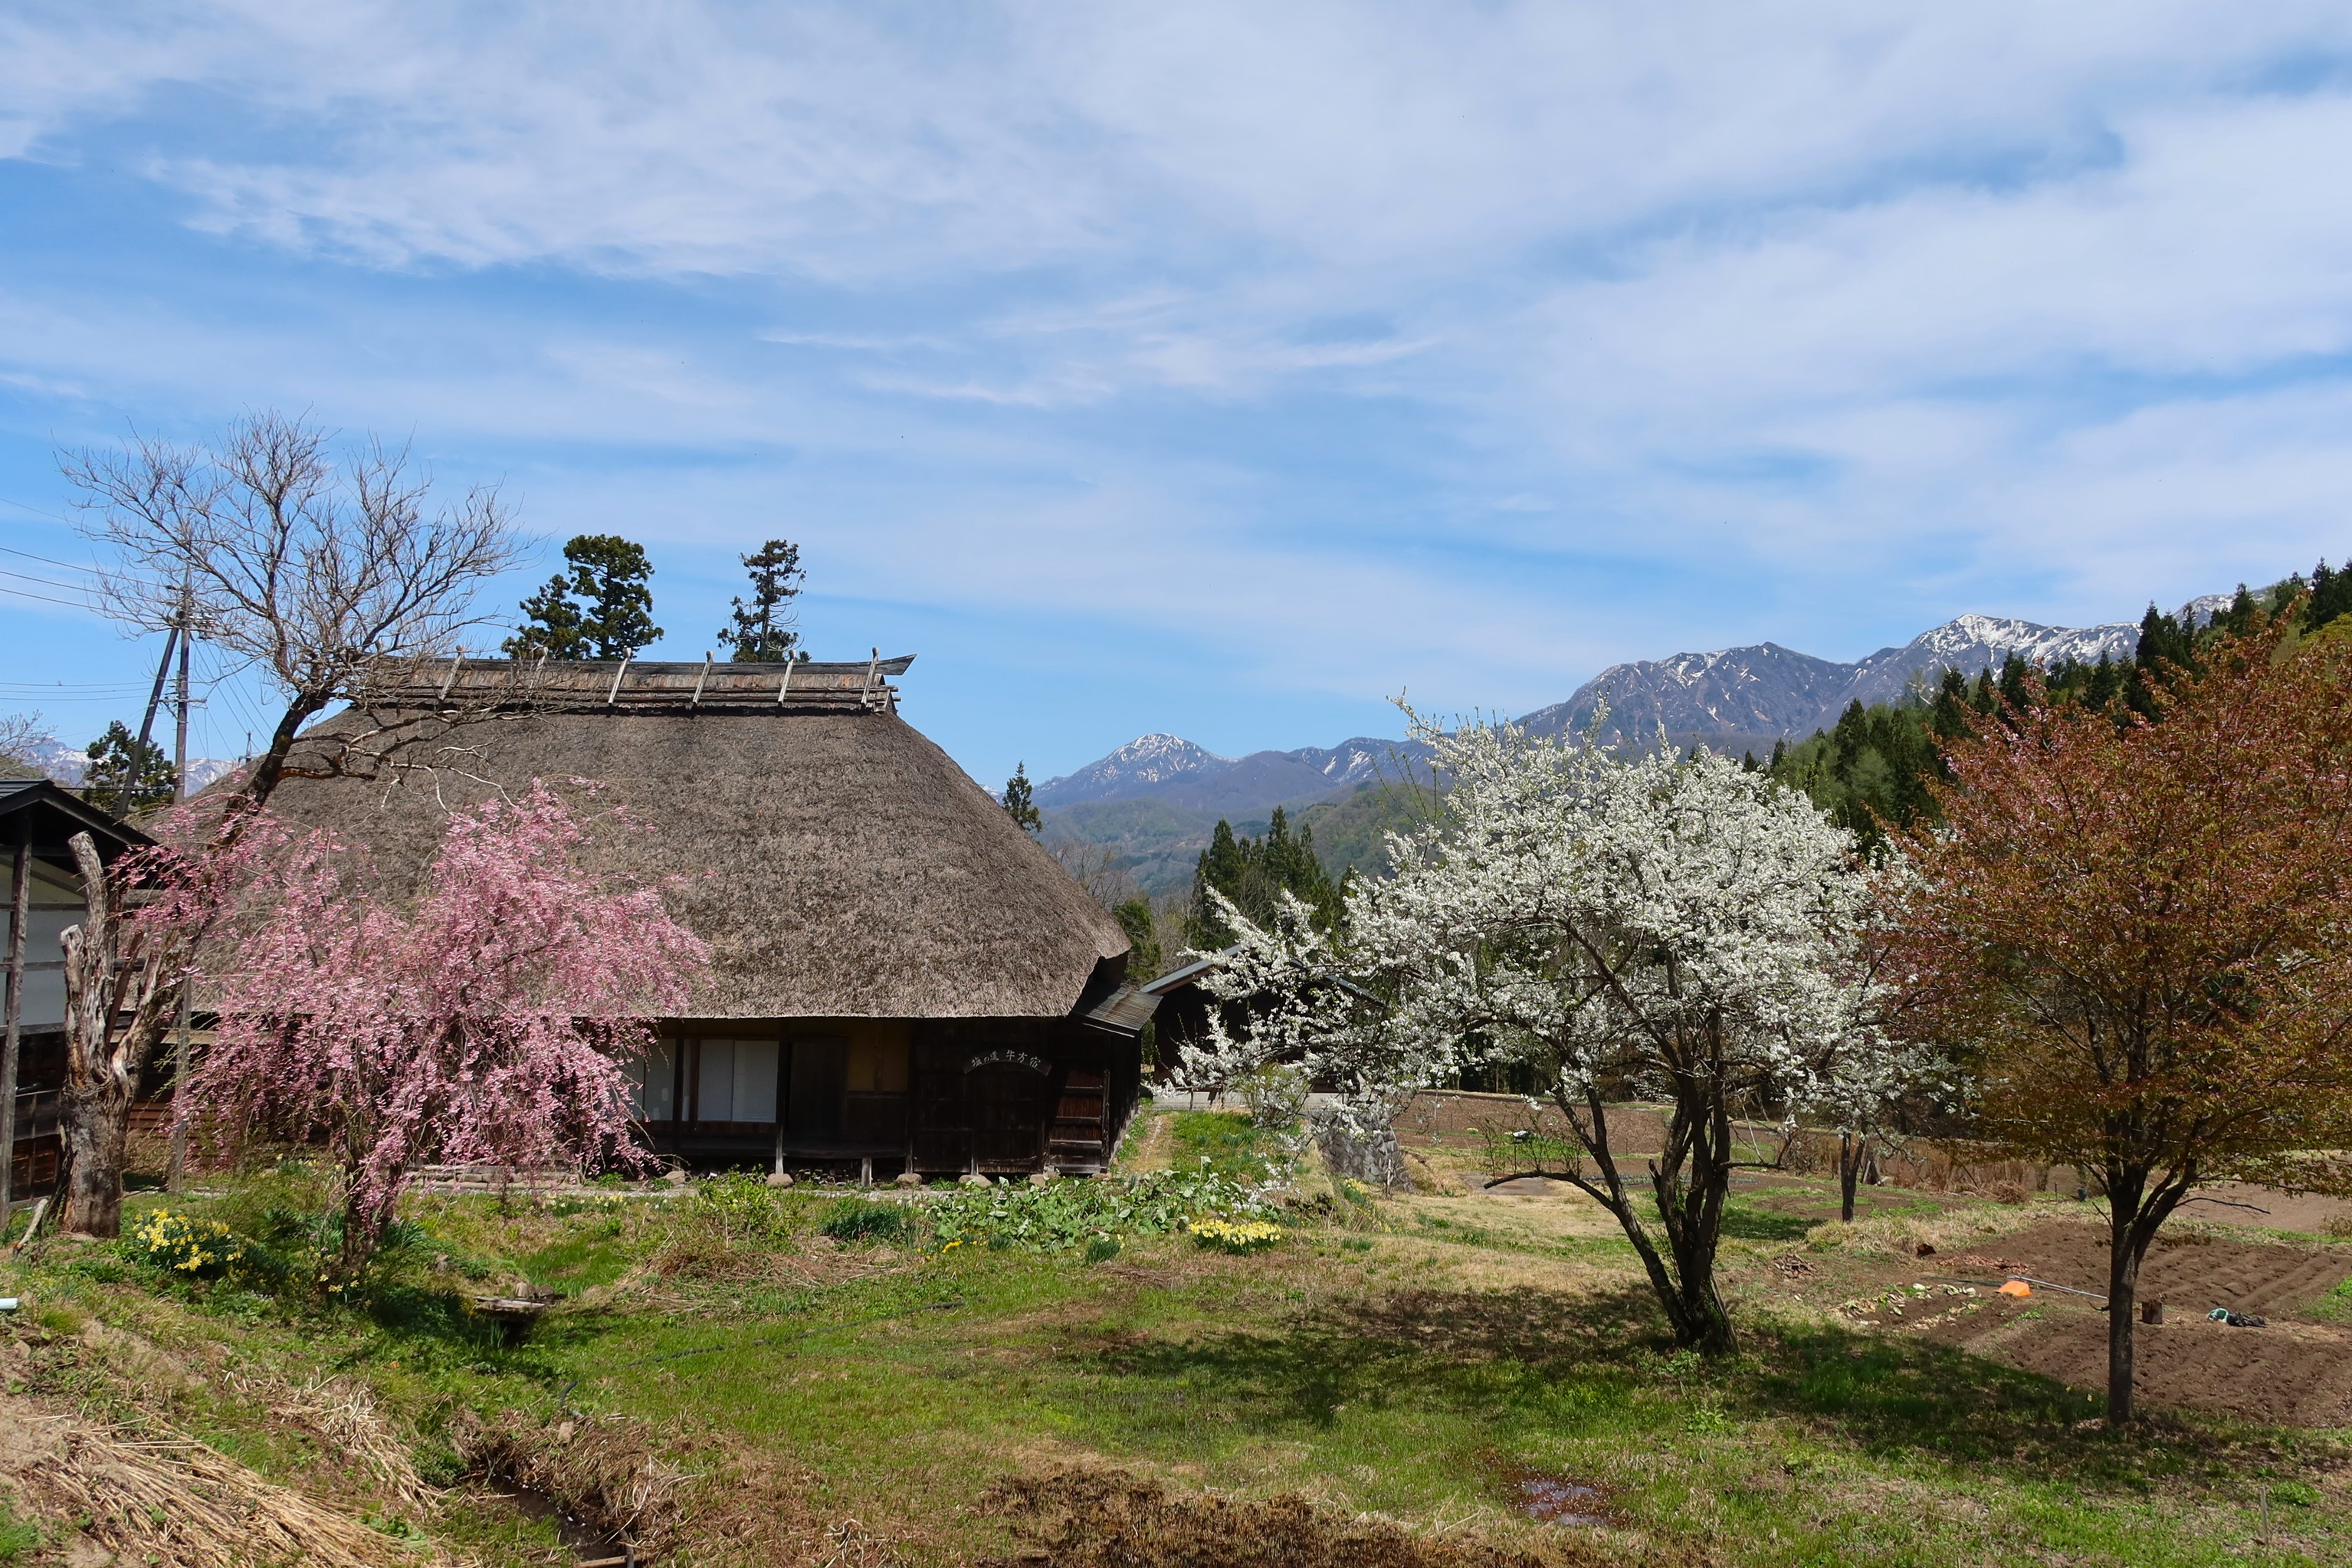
xmin=2 ymin=1107 xmax=2347 ymax=1566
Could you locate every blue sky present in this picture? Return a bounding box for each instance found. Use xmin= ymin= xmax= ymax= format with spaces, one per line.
xmin=7 ymin=4 xmax=2352 ymax=788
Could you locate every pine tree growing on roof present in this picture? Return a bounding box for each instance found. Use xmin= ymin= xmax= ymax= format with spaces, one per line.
xmin=1002 ymin=763 xmax=1042 ymax=834
xmin=718 ymin=537 xmax=807 ymax=662
xmin=504 ymin=534 xmax=662 ymax=660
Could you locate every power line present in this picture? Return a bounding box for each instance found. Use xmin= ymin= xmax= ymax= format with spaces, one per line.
xmin=0 ymin=691 xmax=151 ymax=700
xmin=0 ymin=496 xmax=75 ymax=526
xmin=0 ymin=540 xmax=102 ymax=573
xmin=0 ymin=694 xmax=157 ymax=705
xmin=0 ymin=581 xmax=92 ymax=610
xmin=207 ymin=669 xmax=275 ymax=754
xmin=0 ymin=566 xmax=95 ymax=595
xmin=0 ymin=545 xmax=168 ymax=599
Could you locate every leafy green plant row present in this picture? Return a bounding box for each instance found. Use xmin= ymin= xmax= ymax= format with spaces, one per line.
xmin=815 ymin=1165 xmax=1281 ymax=1257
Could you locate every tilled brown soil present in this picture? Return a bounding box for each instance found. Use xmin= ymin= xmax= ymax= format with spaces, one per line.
xmin=977 ymin=1468 xmax=1707 ymax=1568
xmin=1842 ymin=1219 xmax=2352 ymax=1425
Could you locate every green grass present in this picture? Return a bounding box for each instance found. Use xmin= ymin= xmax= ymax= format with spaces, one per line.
xmin=1719 ymin=1200 xmax=1819 ymax=1242
xmin=1166 ymin=1107 xmax=1293 ymax=1179
xmin=2 ymin=1171 xmax=2347 ymax=1567
xmin=0 ymin=1498 xmax=40 ymax=1563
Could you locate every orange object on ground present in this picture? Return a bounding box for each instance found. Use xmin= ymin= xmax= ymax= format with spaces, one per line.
xmin=1997 ymin=1279 xmax=2033 ymax=1298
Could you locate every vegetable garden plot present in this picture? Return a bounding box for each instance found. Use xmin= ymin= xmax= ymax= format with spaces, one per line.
xmin=1830 ymin=1219 xmax=2352 ymax=1425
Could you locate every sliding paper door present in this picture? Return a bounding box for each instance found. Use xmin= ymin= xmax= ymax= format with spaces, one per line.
xmin=691 ymin=1039 xmax=781 ymax=1123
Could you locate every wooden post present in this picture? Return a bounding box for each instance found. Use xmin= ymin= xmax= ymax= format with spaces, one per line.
xmin=669 ymin=1036 xmax=688 ymax=1159
xmin=435 ymin=653 xmax=464 ymax=705
xmin=776 ymin=658 xmax=794 ymax=705
xmin=174 ymin=615 xmax=190 ymax=802
xmin=690 ymin=653 xmax=713 ymax=708
xmin=134 ymin=624 xmax=179 ymax=758
xmin=0 ymin=819 xmax=28 ymax=1229
xmin=166 ymin=611 xmax=193 ymax=1192
xmin=606 ymin=655 xmax=631 ymax=706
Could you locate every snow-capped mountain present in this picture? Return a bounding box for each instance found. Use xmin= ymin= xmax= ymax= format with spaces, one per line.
xmin=1041 ymin=586 xmax=2252 ymax=829
xmin=2179 ymin=592 xmax=2236 ymax=629
xmin=1517 ymin=643 xmax=1855 ymax=745
xmin=1037 ymin=733 xmax=1435 ymax=815
xmin=1525 ymin=612 xmax=2146 ymax=746
xmin=2 ymin=737 xmax=242 ymax=793
xmin=12 ymin=738 xmax=86 ymax=783
xmin=1035 ymin=733 xmax=1234 ymax=807
xmin=1842 ymin=614 xmax=2140 ymax=710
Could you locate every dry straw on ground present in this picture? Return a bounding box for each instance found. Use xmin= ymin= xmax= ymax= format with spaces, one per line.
xmin=2 ymin=1402 xmax=424 ymax=1568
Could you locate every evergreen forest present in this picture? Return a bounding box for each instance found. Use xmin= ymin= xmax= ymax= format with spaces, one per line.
xmin=1183 ymin=805 xmax=1345 ymax=948
xmin=1762 ymin=562 xmax=2352 ymax=849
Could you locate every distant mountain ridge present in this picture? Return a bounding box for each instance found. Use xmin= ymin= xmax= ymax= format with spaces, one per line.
xmin=1520 ymin=611 xmax=2144 ymax=746
xmin=9 ymin=737 xmax=242 ymax=793
xmin=1036 ymin=733 xmax=1233 ymax=804
xmin=1047 ymin=608 xmax=2165 ymax=816
xmin=1038 ymin=594 xmax=2246 ymax=890
xmin=1037 ymin=733 xmax=1435 ymax=815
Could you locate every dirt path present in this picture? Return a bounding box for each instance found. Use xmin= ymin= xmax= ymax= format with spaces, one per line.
xmin=1121 ymin=1106 xmax=1179 ymax=1172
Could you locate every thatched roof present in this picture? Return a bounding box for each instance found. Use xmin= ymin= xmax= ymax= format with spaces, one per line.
xmin=259 ymin=658 xmax=1127 ymax=1020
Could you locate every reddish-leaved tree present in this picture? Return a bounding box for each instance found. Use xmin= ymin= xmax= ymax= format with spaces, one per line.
xmin=190 ymin=785 xmax=707 ymax=1279
xmin=1894 ymin=616 xmax=2352 ymax=1424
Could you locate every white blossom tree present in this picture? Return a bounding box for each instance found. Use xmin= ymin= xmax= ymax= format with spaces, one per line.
xmin=1189 ymin=713 xmax=1916 ymax=1352
xmin=1813 ymin=1012 xmax=1949 ymax=1223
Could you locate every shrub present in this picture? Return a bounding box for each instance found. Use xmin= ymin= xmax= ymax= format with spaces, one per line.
xmin=130 ymin=1209 xmax=245 ymax=1279
xmin=693 ymin=1172 xmax=803 ymax=1244
xmin=820 ymin=1199 xmax=914 ymax=1246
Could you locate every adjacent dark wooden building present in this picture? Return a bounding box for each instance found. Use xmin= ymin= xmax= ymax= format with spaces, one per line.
xmin=1 ymin=779 xmax=152 ymax=1209
xmin=258 ymin=657 xmax=1152 ymax=1178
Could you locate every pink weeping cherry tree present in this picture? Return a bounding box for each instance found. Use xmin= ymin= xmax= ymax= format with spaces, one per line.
xmin=189 ymin=784 xmax=707 ymax=1280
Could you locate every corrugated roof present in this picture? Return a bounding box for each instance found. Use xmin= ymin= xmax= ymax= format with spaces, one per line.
xmin=0 ymin=778 xmax=153 ymax=852
xmin=1140 ymin=951 xmax=1229 ymax=996
xmin=1076 ymin=984 xmax=1162 ymax=1037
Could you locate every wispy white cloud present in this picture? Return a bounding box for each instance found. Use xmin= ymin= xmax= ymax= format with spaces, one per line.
xmin=9 ymin=2 xmax=2352 ymax=776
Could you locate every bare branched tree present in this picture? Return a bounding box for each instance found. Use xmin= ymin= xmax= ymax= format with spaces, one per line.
xmin=1048 ymin=837 xmax=1143 ymax=910
xmin=0 ymin=711 xmax=57 ymax=776
xmin=69 ymin=412 xmax=523 ymax=809
xmin=46 ymin=411 xmax=526 ymax=1235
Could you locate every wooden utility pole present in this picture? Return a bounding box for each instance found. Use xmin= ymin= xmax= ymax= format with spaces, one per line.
xmin=134 ymin=623 xmax=179 ymax=759
xmin=166 ymin=598 xmax=193 ymax=1192
xmin=0 ymin=820 xmax=28 ymax=1232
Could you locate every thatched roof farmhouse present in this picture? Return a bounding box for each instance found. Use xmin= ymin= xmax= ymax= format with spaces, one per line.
xmin=260 ymin=657 xmax=1150 ymax=1178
